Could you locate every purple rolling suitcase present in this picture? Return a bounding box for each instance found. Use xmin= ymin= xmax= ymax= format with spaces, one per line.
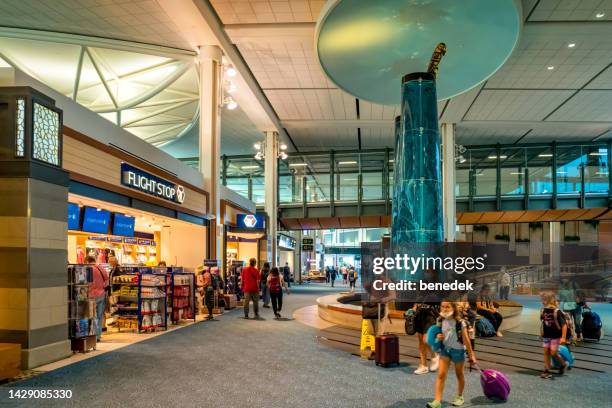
xmin=478 ymin=366 xmax=511 ymax=401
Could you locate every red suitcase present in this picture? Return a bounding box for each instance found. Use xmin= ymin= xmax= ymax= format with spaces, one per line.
xmin=375 ymin=334 xmax=399 ymax=367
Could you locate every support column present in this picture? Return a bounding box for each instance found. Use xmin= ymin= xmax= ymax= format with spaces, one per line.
xmin=441 ymin=123 xmax=456 ymax=242
xmin=264 ymin=130 xmax=279 ymax=266
xmin=198 ymin=45 xmax=223 ymax=264
xmin=550 ymin=221 xmax=561 ymax=279
xmin=295 ymin=229 xmax=303 ymax=284
xmin=0 ymin=88 xmax=71 ymax=368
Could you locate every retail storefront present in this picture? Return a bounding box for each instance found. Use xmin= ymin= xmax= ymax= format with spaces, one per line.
xmin=63 ymin=127 xmax=209 ymax=269
xmin=222 ymin=209 xmax=266 ymax=270
xmin=278 ymin=233 xmax=296 ymax=268
xmin=0 ymin=86 xmax=210 ymax=368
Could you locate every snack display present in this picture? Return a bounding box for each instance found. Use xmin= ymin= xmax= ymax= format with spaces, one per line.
xmin=109 ymin=269 xmax=168 ymax=333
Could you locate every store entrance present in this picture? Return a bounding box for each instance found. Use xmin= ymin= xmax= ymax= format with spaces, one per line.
xmin=225 ymin=230 xmax=265 ymax=269
xmin=67 ymin=195 xmax=207 ymax=269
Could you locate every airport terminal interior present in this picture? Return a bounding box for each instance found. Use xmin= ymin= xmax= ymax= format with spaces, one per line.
xmin=0 ymin=1 xmax=612 ymax=407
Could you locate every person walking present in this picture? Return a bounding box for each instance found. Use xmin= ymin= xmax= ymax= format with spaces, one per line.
xmin=499 ymin=267 xmax=511 ymax=301
xmin=330 ymin=267 xmax=337 ymax=287
xmin=426 ymin=301 xmax=477 ymax=408
xmin=348 ymin=267 xmax=357 ymax=292
xmin=267 ymin=267 xmax=289 ymax=318
xmin=87 ymin=256 xmax=109 ymax=342
xmin=283 ymin=262 xmax=291 ymax=287
xmin=241 ymin=258 xmax=261 ymax=319
xmin=341 ymin=265 xmax=348 ymax=285
xmin=202 ymin=267 xmax=215 ymax=320
xmin=260 ymin=262 xmax=271 ymax=308
xmin=325 ymin=266 xmax=330 ymax=284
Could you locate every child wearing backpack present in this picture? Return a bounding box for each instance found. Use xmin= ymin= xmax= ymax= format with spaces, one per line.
xmin=540 ymin=291 xmax=569 ymax=379
xmin=427 ymin=300 xmax=477 ymax=408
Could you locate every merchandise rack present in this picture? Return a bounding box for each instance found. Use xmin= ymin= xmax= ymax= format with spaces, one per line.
xmin=67 ymin=264 xmax=97 ymax=352
xmin=169 ymin=272 xmax=196 ymax=324
xmin=110 ymin=267 xmax=167 ymax=333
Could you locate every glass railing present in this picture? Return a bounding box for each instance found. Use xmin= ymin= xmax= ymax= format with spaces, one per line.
xmin=221 ymin=141 xmax=611 ymax=207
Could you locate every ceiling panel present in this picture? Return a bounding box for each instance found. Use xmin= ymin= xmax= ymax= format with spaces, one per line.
xmin=464 ymin=89 xmax=573 ymax=121
xmin=288 ymin=127 xmax=357 ymax=150
xmin=486 ymin=30 xmax=612 ymax=89
xmin=265 ymin=89 xmax=357 ymax=120
xmin=528 ymin=0 xmax=612 ymax=21
xmin=585 ymin=64 xmax=612 ymax=88
xmin=360 ymin=127 xmax=395 ymax=148
xmin=237 ymin=37 xmax=333 ymax=90
xmin=456 ymin=124 xmax=532 ymax=145
xmin=547 ymin=90 xmax=612 ymax=121
xmin=0 ymin=0 xmax=190 ymax=49
xmin=525 ymin=123 xmax=612 ymax=141
xmin=210 ymin=0 xmax=325 ymax=24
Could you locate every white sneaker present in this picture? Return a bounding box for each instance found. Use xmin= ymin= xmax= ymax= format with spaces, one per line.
xmin=430 ymin=354 xmax=440 ymax=372
xmin=414 ymin=365 xmax=429 ymax=375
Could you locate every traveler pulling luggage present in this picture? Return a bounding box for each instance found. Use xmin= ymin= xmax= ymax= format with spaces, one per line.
xmin=374 ymin=303 xmax=399 ymax=367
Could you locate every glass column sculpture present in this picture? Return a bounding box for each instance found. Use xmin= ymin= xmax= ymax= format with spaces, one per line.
xmin=391 ymin=72 xmax=443 ymax=282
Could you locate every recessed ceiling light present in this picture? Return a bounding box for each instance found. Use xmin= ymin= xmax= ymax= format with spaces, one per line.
xmin=538 ymin=153 xmax=553 ymax=157
xmin=241 ymin=165 xmax=260 ymax=170
xmin=226 ymin=66 xmax=237 ymax=77
xmin=596 ymin=12 xmax=605 ymax=18
xmin=338 ymin=161 xmax=358 ymax=165
xmin=547 ymin=66 xmax=555 ymax=70
xmin=567 ymin=43 xmax=576 ymax=48
xmin=488 ymin=155 xmax=507 ymax=159
xmin=289 ymin=163 xmax=307 ymax=167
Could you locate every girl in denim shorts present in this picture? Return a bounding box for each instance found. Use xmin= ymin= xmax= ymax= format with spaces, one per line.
xmin=427 ymin=301 xmax=477 ymax=408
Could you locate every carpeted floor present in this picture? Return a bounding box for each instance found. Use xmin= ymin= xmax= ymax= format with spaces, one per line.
xmin=1 ymin=285 xmax=610 ymax=408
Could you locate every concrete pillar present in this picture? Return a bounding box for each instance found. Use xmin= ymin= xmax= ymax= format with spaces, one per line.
xmin=295 ymin=229 xmax=303 ymax=284
xmin=264 ymin=131 xmax=278 ymax=266
xmin=198 ymin=45 xmax=223 ymax=263
xmin=550 ymin=221 xmax=561 ymax=279
xmin=441 ymin=123 xmax=456 ymax=242
xmin=0 ymin=88 xmax=71 ymax=368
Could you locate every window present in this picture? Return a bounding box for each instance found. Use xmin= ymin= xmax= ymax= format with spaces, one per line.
xmin=32 ymin=102 xmax=60 ymax=165
xmin=15 ymin=98 xmax=25 ymax=157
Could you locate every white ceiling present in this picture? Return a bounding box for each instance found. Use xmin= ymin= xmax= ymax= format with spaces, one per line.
xmin=0 ymin=0 xmax=191 ymax=49
xmin=1 ymin=0 xmax=612 ymax=159
xmin=217 ymin=0 xmax=612 ymax=150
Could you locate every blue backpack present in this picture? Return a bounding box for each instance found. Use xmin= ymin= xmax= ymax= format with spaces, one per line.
xmin=476 ymin=317 xmax=496 ymax=337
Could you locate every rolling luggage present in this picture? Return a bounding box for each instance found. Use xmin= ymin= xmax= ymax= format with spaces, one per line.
xmin=477 ymin=365 xmax=511 ymax=401
xmin=551 ymin=345 xmax=574 ymax=369
xmin=375 ymin=334 xmax=399 ymax=367
xmin=373 ymin=303 xmax=399 ymax=367
xmin=582 ymin=307 xmax=602 ymax=341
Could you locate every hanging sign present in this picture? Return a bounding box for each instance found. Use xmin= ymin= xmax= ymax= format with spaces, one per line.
xmin=121 ymin=163 xmax=185 ymax=204
xmin=302 ymin=237 xmax=314 ymax=251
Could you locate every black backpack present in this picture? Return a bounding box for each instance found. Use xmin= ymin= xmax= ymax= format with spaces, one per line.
xmin=211 ymin=273 xmax=220 ymax=290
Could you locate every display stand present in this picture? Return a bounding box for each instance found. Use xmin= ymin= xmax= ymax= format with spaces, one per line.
xmin=138 ymin=272 xmax=167 ymax=332
xmin=169 ymin=272 xmax=196 ymax=324
xmin=67 ymin=264 xmax=97 ymax=353
xmin=110 ymin=267 xmax=167 ymax=333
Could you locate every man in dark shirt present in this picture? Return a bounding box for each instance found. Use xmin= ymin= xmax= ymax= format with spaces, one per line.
xmin=283 ymin=262 xmax=291 ymax=287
